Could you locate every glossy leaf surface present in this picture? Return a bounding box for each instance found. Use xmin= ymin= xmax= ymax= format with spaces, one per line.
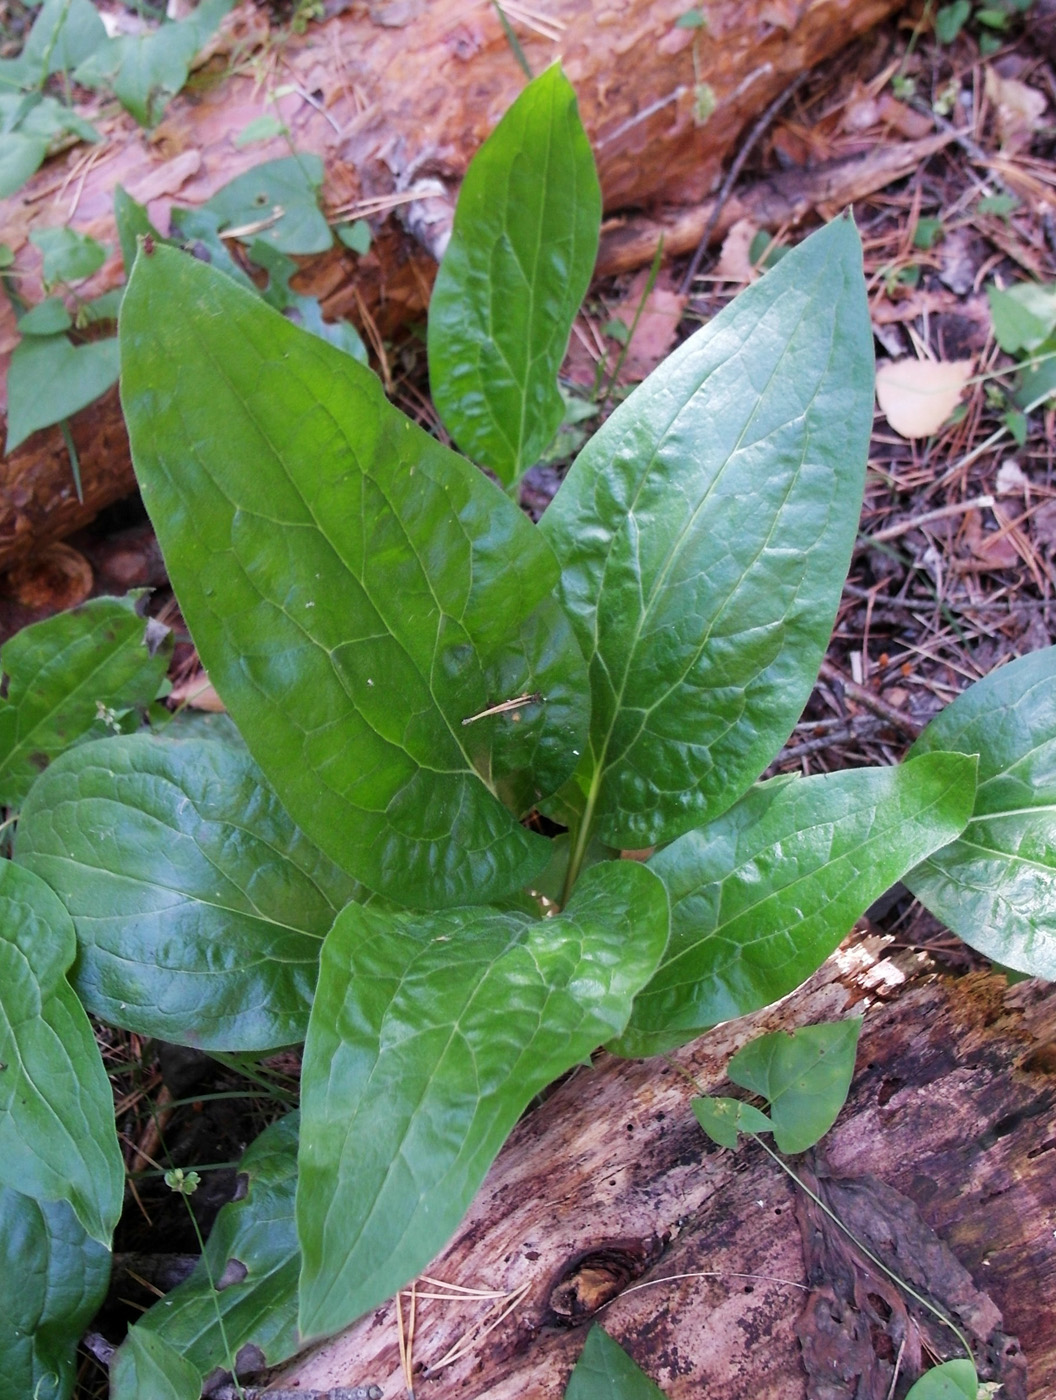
xmin=0 ymin=862 xmax=123 ymax=1243
xmin=0 ymin=594 xmax=169 ymax=808
xmin=297 ymin=860 xmax=669 ymax=1338
xmin=616 ymin=753 xmax=976 ymax=1056
xmin=904 ymin=1360 xmax=978 ymax=1400
xmin=17 ymin=735 xmax=361 ymax=1051
xmin=727 ymin=1019 xmax=861 ymax=1154
xmin=905 ymin=646 xmax=1056 ymax=978
xmin=428 ymin=65 xmax=600 ymax=485
xmin=109 ymin=1329 xmax=201 ymax=1400
xmin=691 ymin=1095 xmax=772 ymax=1150
xmin=120 ymin=244 xmax=589 ymax=908
xmin=540 ymin=217 xmax=874 ymax=848
xmin=0 ymin=1188 xmax=110 ymax=1400
xmin=124 ymin=1115 xmax=301 ymax=1388
xmin=564 ymin=1325 xmax=668 ymax=1400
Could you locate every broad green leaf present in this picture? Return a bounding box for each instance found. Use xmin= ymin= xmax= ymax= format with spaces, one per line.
xmin=109 ymin=1329 xmax=201 ymax=1400
xmin=2 ymin=92 xmax=100 ymax=146
xmin=691 ymin=1095 xmax=772 ymax=1150
xmin=249 ymin=240 xmax=367 ymax=362
xmin=0 ymin=862 xmax=123 ymax=1243
xmin=200 ymin=155 xmax=332 ymax=255
xmin=17 ymin=735 xmax=361 ymax=1051
xmin=114 ymin=184 xmax=165 ymax=274
xmin=74 ymin=0 xmax=231 ymax=127
xmin=0 ymin=594 xmax=169 ymax=808
xmin=725 ymin=1019 xmax=861 ymax=1154
xmin=120 ymin=244 xmax=590 ymax=908
xmin=905 ymin=1360 xmax=978 ymax=1400
xmin=934 ymin=0 xmax=971 ymax=43
xmin=1015 ymin=332 xmax=1056 ymax=408
xmin=905 ymin=646 xmax=1056 ymax=979
xmin=119 ymin=1115 xmax=301 ymax=1393
xmin=167 ymin=205 xmax=255 ymax=289
xmin=30 ymin=226 xmax=107 ymax=285
xmin=0 ymin=1187 xmax=110 ymax=1400
xmin=614 ymin=752 xmax=977 ymax=1056
xmin=18 ymin=296 xmax=72 ymax=335
xmin=0 ymin=131 xmax=47 ymax=196
xmin=428 ymin=64 xmax=601 ymax=486
xmin=336 ymin=218 xmax=372 ymax=254
xmin=297 ymin=859 xmax=669 ymax=1338
xmin=564 ymin=1325 xmax=668 ymax=1400
xmin=5 ymin=332 xmax=119 ymax=451
xmin=540 ymin=217 xmax=874 ymax=849
xmin=2 ymin=0 xmax=106 ymax=90
xmin=987 ymin=281 xmax=1056 ymax=354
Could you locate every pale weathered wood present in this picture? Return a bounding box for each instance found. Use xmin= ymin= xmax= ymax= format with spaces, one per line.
xmin=266 ymin=930 xmax=1053 ymax=1398
xmin=0 ymin=0 xmax=911 ymax=568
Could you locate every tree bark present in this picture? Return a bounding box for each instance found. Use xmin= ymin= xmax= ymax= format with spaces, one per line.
xmin=0 ymin=0 xmax=910 ymax=569
xmin=266 ymin=928 xmax=1053 ymax=1398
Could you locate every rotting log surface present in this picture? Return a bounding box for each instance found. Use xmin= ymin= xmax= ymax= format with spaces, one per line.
xmin=0 ymin=0 xmax=910 ymax=568
xmin=267 ymin=929 xmax=1054 ymax=1398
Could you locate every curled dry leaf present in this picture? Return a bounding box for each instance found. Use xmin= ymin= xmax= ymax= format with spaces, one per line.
xmin=713 ymin=218 xmax=760 ymax=283
xmin=169 ymin=670 xmax=226 ymax=712
xmin=985 ymin=67 xmax=1047 ymax=154
xmin=875 ymin=357 xmax=974 ymax=438
xmin=610 ymin=268 xmax=687 ymax=382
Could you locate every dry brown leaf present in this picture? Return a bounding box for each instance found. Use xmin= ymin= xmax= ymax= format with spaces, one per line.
xmin=1032 ymin=499 xmax=1056 ymax=550
xmin=712 ymin=218 xmax=759 ymax=282
xmin=985 ymin=67 xmax=1048 ymax=153
xmin=875 ymin=94 xmax=933 ymax=139
xmin=611 ymin=269 xmax=687 ymax=383
xmin=960 ymin=508 xmax=1021 ymax=569
xmin=169 ymin=671 xmax=226 ymax=711
xmin=875 ymin=357 xmax=974 ymax=438
xmin=995 ymin=459 xmax=1030 ymax=495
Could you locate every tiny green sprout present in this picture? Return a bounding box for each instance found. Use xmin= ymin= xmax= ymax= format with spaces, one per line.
xmin=976 ymin=193 xmax=1019 ymax=219
xmin=913 ymin=217 xmax=945 ymax=250
xmin=165 ymin=1167 xmax=201 ymax=1196
xmin=693 ymin=81 xmax=717 ymax=125
xmin=675 ymin=7 xmax=708 ymax=27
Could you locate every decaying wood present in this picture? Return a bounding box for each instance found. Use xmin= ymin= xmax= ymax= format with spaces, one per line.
xmin=267 ymin=928 xmax=1054 ymax=1398
xmin=0 ymin=0 xmax=913 ymax=569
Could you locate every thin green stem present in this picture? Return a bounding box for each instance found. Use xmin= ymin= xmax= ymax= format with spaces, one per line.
xmin=560 ymin=769 xmax=603 ymax=907
xmin=59 ymin=419 xmax=83 ymax=502
xmin=491 ymin=2 xmax=533 ymax=80
xmin=750 ymin=1134 xmax=976 ymax=1370
xmin=178 ymin=1191 xmax=246 ymax=1400
xmin=601 ymin=237 xmax=664 ymax=405
xmin=206 ymin=1051 xmax=298 ymax=1104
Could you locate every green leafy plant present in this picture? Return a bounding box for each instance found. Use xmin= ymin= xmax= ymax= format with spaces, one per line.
xmin=564 ymin=1324 xmax=668 ymax=1398
xmin=0 ymin=0 xmax=230 ymax=197
xmin=987 ymin=276 xmax=1056 ymax=426
xmin=5 ymin=150 xmax=366 ymax=466
xmin=933 ymin=0 xmax=1032 ymax=51
xmin=693 ymin=1022 xmax=985 ymax=1396
xmin=2 ymin=61 xmax=1054 ymax=1398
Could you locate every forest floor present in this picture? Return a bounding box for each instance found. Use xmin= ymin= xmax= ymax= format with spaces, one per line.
xmin=7 ymin=0 xmax=1053 ymax=1394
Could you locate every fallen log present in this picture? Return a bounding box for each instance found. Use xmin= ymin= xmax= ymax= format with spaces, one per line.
xmin=264 ymin=925 xmax=1053 ymax=1398
xmin=0 ymin=0 xmax=912 ymax=569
